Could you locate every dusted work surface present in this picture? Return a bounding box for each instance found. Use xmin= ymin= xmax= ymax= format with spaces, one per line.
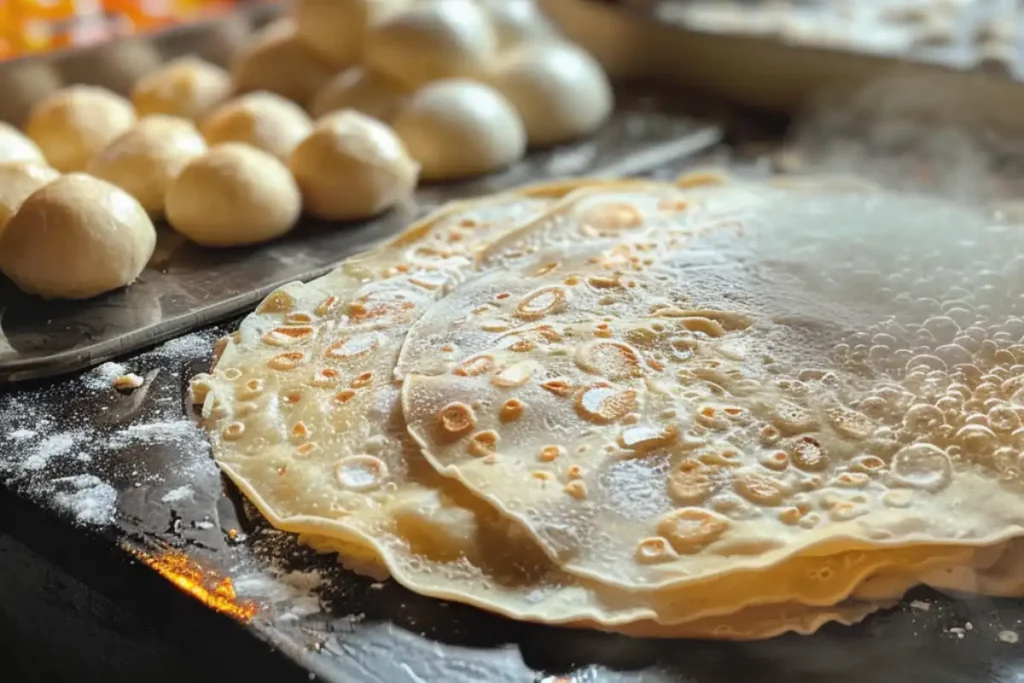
xmin=2 ymin=321 xmax=1024 ymax=683
xmin=0 ymin=91 xmax=720 ymax=385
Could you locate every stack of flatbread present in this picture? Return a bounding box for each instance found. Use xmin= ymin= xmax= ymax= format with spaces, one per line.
xmin=191 ymin=172 xmax=1024 ymax=639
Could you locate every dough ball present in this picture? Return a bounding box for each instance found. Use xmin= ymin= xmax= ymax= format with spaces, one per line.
xmin=201 ymin=92 xmax=313 ymax=162
xmin=0 ymin=174 xmax=155 ymax=299
xmin=0 ymin=61 xmax=63 ymax=127
xmin=294 ymin=0 xmax=412 ymax=67
xmin=166 ymin=142 xmax=301 ymax=247
xmin=391 ymin=79 xmax=525 ymax=181
xmin=364 ymin=0 xmax=498 ymax=89
xmin=87 ymin=115 xmax=207 ymax=216
xmin=309 ymin=67 xmax=410 ymax=121
xmin=25 ymin=85 xmax=136 ymax=172
xmin=0 ymin=121 xmax=47 ymax=165
xmin=477 ymin=0 xmax=558 ymax=50
xmin=0 ymin=162 xmax=60 ymax=227
xmin=55 ymin=39 xmax=162 ymax=95
xmin=231 ymin=24 xmax=334 ymax=105
xmin=132 ymin=56 xmax=232 ymax=122
xmin=491 ymin=42 xmax=613 ymax=147
xmin=289 ymin=110 xmax=418 ymax=220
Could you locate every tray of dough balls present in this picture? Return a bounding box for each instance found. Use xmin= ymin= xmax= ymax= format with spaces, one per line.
xmin=0 ymin=0 xmax=722 ymax=384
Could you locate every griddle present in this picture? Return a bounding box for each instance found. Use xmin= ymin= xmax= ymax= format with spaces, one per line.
xmin=4 ymin=5 xmax=1024 ymax=683
xmin=3 ymin=106 xmax=1024 ymax=683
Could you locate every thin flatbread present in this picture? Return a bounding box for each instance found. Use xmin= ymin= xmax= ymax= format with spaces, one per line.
xmin=400 ymin=183 xmax=1024 ymax=591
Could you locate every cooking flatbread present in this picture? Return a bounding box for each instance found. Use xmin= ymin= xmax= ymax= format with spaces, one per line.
xmin=400 ymin=182 xmax=1024 ymax=592
xmin=196 ymin=174 xmax=1024 ymax=637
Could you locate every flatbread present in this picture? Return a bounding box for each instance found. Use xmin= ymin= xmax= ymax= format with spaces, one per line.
xmin=197 ymin=174 xmax=1024 ymax=638
xmin=399 ymin=183 xmax=1024 ymax=591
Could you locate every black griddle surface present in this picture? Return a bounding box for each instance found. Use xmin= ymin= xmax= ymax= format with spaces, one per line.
xmin=3 ymin=114 xmax=1024 ymax=683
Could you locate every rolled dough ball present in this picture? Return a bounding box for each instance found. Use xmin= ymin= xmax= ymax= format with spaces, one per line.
xmin=490 ymin=42 xmax=613 ymax=147
xmin=166 ymin=142 xmax=301 ymax=247
xmin=132 ymin=56 xmax=233 ymax=122
xmin=289 ymin=110 xmax=418 ymax=220
xmin=0 ymin=121 xmax=47 ymax=164
xmin=231 ymin=25 xmax=334 ymax=105
xmin=25 ymin=85 xmax=136 ymax=172
xmin=391 ymin=79 xmax=525 ymax=181
xmin=294 ymin=0 xmax=412 ymax=67
xmin=364 ymin=0 xmax=498 ymax=89
xmin=201 ymin=92 xmax=313 ymax=162
xmin=477 ymin=0 xmax=558 ymax=50
xmin=309 ymin=67 xmax=410 ymax=121
xmin=0 ymin=162 xmax=60 ymax=227
xmin=0 ymin=174 xmax=156 ymax=299
xmin=87 ymin=115 xmax=207 ymax=216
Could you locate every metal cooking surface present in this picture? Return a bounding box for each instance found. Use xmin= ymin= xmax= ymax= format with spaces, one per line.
xmin=0 ymin=93 xmax=720 ymax=385
xmin=3 ymin=131 xmax=1024 ymax=681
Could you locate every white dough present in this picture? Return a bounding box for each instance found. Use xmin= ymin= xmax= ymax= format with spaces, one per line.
xmin=0 ymin=121 xmax=47 ymax=165
xmin=290 ymin=110 xmax=419 ymax=220
xmin=231 ymin=25 xmax=334 ymax=105
xmin=490 ymin=41 xmax=613 ymax=147
xmin=0 ymin=174 xmax=156 ymax=299
xmin=391 ymin=79 xmax=525 ymax=181
xmin=294 ymin=0 xmax=412 ymax=67
xmin=87 ymin=115 xmax=207 ymax=217
xmin=364 ymin=0 xmax=499 ymax=89
xmin=0 ymin=162 xmax=59 ymax=228
xmin=131 ymin=56 xmax=233 ymax=122
xmin=201 ymin=92 xmax=313 ymax=162
xmin=25 ymin=85 xmax=137 ymax=172
xmin=165 ymin=142 xmax=301 ymax=247
xmin=477 ymin=0 xmax=558 ymax=50
xmin=309 ymin=67 xmax=411 ymax=121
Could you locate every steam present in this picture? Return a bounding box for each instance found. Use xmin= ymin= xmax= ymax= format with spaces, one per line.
xmin=781 ymin=71 xmax=1024 ymax=205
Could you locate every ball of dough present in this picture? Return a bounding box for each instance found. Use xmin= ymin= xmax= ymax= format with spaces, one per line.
xmin=0 ymin=162 xmax=60 ymax=227
xmin=166 ymin=143 xmax=301 ymax=247
xmin=294 ymin=0 xmax=412 ymax=67
xmin=132 ymin=56 xmax=232 ymax=122
xmin=0 ymin=174 xmax=155 ymax=299
xmin=289 ymin=110 xmax=419 ymax=220
xmin=231 ymin=24 xmax=334 ymax=105
xmin=87 ymin=115 xmax=207 ymax=216
xmin=0 ymin=121 xmax=47 ymax=165
xmin=364 ymin=0 xmax=498 ymax=89
xmin=391 ymin=79 xmax=525 ymax=181
xmin=309 ymin=67 xmax=410 ymax=121
xmin=477 ymin=0 xmax=558 ymax=50
xmin=200 ymin=92 xmax=312 ymax=162
xmin=25 ymin=85 xmax=136 ymax=172
xmin=491 ymin=42 xmax=613 ymax=147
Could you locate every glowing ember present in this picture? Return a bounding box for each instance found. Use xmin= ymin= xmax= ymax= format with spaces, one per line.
xmin=130 ymin=548 xmax=258 ymax=622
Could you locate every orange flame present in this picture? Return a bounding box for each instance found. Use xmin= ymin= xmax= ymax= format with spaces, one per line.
xmin=131 ymin=548 xmax=258 ymax=622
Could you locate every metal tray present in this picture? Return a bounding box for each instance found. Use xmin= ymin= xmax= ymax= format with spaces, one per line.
xmin=0 ymin=92 xmax=720 ymax=385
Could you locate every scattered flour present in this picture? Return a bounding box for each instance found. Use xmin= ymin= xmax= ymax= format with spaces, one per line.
xmin=234 ymin=567 xmax=324 ymax=622
xmin=148 ymin=331 xmax=217 ymax=360
xmin=51 ymin=474 xmax=117 ymax=526
xmin=10 ymin=428 xmax=36 ymax=440
xmin=999 ymin=630 xmax=1019 ymax=644
xmin=81 ymin=362 xmax=128 ymax=390
xmin=22 ymin=431 xmax=86 ymax=472
xmin=161 ymin=485 xmax=194 ymax=503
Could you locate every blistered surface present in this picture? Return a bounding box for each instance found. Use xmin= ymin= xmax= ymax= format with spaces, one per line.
xmin=401 ymin=181 xmax=1024 ymax=591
